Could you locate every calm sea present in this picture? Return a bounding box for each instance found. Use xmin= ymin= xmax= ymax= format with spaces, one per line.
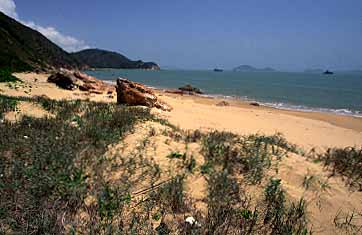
xmin=85 ymin=69 xmax=362 ymax=117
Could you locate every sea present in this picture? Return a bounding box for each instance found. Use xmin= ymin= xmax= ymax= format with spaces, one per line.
xmin=85 ymin=69 xmax=362 ymax=117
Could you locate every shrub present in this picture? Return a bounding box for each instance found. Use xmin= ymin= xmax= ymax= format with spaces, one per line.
xmin=0 ymin=68 xmax=19 ymax=83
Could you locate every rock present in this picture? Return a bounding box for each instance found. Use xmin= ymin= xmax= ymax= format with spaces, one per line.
xmin=48 ymin=70 xmax=115 ymax=94
xmin=47 ymin=71 xmax=79 ymax=90
xmin=216 ymin=101 xmax=230 ymax=106
xmin=116 ymin=78 xmax=172 ymax=111
xmin=249 ymin=102 xmax=260 ymax=107
xmin=178 ymin=84 xmax=203 ymax=94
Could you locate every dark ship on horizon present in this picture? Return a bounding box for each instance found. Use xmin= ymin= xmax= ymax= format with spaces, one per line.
xmin=323 ymin=70 xmax=334 ymax=75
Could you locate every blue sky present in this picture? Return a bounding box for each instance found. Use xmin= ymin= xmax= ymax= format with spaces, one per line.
xmin=1 ymin=0 xmax=362 ymax=70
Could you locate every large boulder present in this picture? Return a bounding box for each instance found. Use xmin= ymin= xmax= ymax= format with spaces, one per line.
xmin=116 ymin=78 xmax=172 ymax=111
xmin=47 ymin=71 xmax=79 ymax=90
xmin=48 ymin=70 xmax=115 ymax=94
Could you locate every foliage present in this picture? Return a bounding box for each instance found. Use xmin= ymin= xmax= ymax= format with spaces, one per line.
xmin=0 ymin=68 xmax=19 ymax=83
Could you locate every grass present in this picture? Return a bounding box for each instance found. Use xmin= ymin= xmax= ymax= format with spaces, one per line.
xmin=201 ymin=131 xmax=296 ymax=184
xmin=0 ymin=68 xmax=19 ymax=83
xmin=0 ymin=95 xmax=18 ymax=119
xmin=316 ymin=147 xmax=362 ymax=191
xmin=0 ymin=95 xmax=154 ymax=234
xmin=198 ymin=130 xmax=309 ymax=234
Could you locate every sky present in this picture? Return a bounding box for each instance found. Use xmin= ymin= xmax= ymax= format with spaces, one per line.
xmin=1 ymin=0 xmax=362 ymax=71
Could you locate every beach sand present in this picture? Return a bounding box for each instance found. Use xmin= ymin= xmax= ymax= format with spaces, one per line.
xmin=154 ymin=92 xmax=362 ymax=150
xmin=1 ymin=72 xmax=362 ymax=234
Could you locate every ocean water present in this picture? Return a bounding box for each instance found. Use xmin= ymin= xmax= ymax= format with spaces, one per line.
xmin=85 ymin=69 xmax=362 ymax=117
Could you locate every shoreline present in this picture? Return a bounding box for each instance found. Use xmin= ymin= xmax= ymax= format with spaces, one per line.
xmin=1 ymin=72 xmax=362 ymax=150
xmin=101 ymin=79 xmax=362 ymax=119
xmin=155 ymin=90 xmax=362 ymax=133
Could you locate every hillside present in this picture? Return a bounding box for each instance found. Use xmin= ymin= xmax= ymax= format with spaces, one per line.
xmin=0 ymin=12 xmax=85 ymax=71
xmin=233 ymin=65 xmax=276 ymax=72
xmin=71 ymin=49 xmax=160 ymax=70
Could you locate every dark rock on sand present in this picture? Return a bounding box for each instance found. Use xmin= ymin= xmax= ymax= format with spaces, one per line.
xmin=178 ymin=84 xmax=203 ymax=94
xmin=48 ymin=72 xmax=78 ymax=90
xmin=116 ymin=78 xmax=172 ymax=111
xmin=48 ymin=70 xmax=115 ymax=94
xmin=249 ymin=102 xmax=260 ymax=107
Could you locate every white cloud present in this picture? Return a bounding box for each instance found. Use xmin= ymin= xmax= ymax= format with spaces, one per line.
xmin=0 ymin=0 xmax=17 ymax=18
xmin=24 ymin=21 xmax=90 ymax=52
xmin=0 ymin=0 xmax=89 ymax=52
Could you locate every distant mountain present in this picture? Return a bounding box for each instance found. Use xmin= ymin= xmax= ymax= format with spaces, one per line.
xmin=71 ymin=49 xmax=160 ymax=70
xmin=0 ymin=11 xmax=85 ymax=71
xmin=233 ymin=65 xmax=276 ymax=72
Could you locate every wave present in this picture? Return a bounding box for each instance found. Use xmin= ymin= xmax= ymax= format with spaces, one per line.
xmin=200 ymin=93 xmax=362 ymax=118
xmin=261 ymin=102 xmax=362 ymax=118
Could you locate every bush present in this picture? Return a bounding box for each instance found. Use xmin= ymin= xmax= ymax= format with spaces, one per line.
xmin=0 ymin=68 xmax=19 ymax=82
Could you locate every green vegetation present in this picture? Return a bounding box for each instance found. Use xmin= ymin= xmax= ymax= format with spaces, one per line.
xmin=0 ymin=95 xmax=18 ymax=118
xmin=0 ymin=96 xmax=153 ymax=234
xmin=198 ymin=131 xmax=309 ymax=234
xmin=0 ymin=68 xmax=19 ymax=83
xmin=201 ymin=131 xmax=297 ymax=184
xmin=315 ymin=147 xmax=362 ymax=191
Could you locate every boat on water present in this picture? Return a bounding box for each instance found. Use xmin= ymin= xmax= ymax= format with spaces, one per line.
xmin=323 ymin=70 xmax=334 ymax=75
xmin=214 ymin=68 xmax=223 ymax=72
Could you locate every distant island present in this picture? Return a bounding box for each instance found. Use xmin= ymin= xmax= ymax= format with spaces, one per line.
xmin=0 ymin=12 xmax=160 ymax=72
xmin=233 ymin=65 xmax=276 ymax=72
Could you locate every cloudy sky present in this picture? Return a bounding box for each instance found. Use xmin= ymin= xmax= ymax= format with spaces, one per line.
xmin=1 ymin=0 xmax=362 ymax=70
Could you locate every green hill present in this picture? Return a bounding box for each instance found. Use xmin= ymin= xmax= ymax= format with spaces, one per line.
xmin=71 ymin=49 xmax=160 ymax=70
xmin=0 ymin=11 xmax=85 ymax=72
